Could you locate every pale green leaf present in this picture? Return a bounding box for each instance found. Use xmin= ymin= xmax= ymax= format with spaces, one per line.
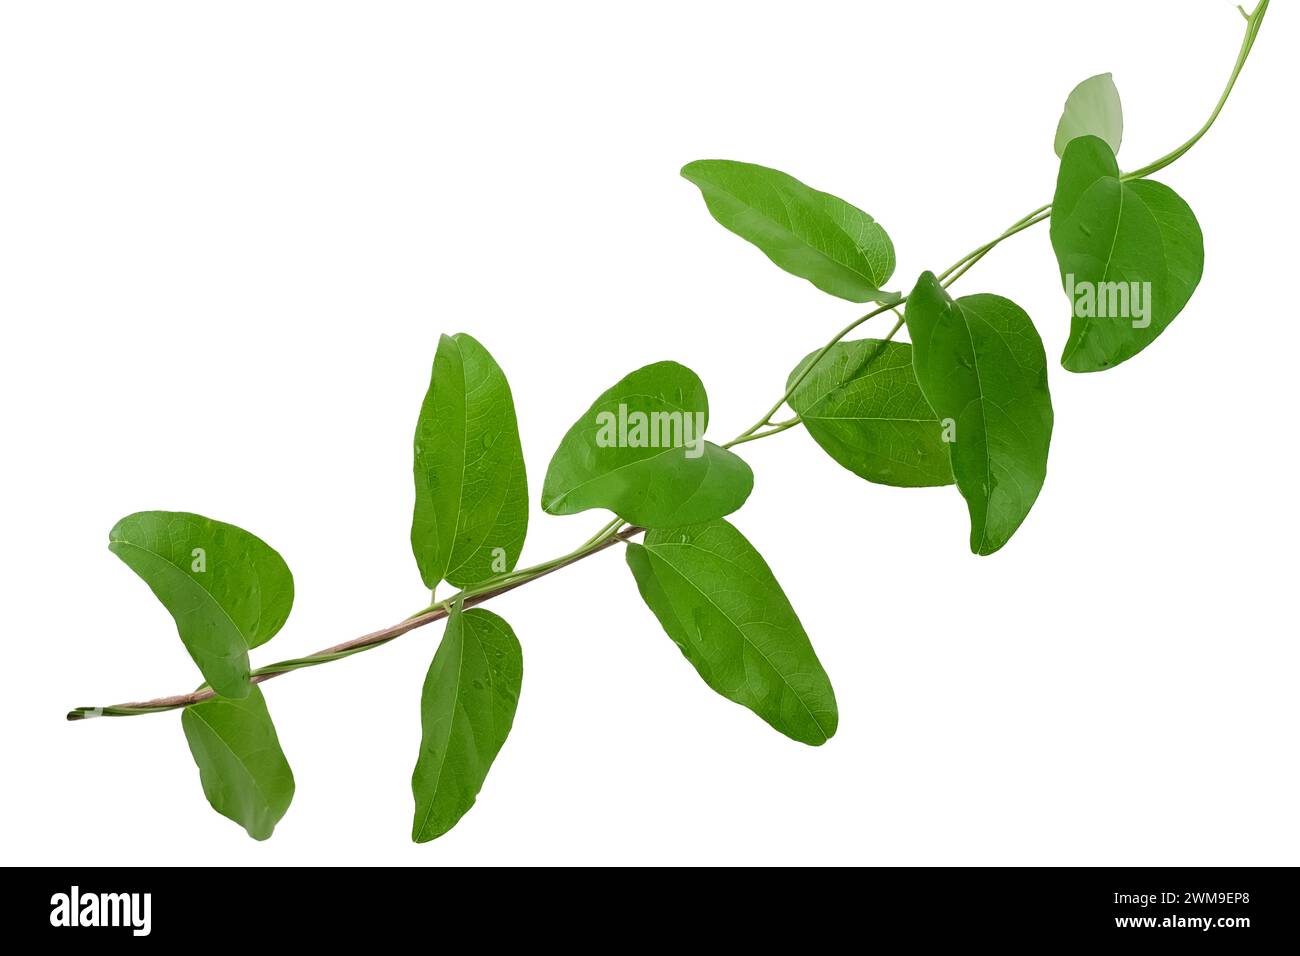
xmin=1054 ymin=73 xmax=1123 ymax=157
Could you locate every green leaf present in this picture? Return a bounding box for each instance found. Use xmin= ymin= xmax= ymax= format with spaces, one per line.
xmin=905 ymin=273 xmax=1054 ymax=556
xmin=681 ymin=159 xmax=898 ymax=304
xmin=412 ymin=606 xmax=522 ymax=843
xmin=625 ymin=519 xmax=837 ymax=746
xmin=109 ymin=511 xmax=294 ymax=699
xmin=412 ymin=333 xmax=529 ymax=591
xmin=181 ymin=685 xmax=294 ymax=841
xmin=787 ymin=339 xmax=954 ymax=487
xmin=541 ymin=361 xmax=753 ymax=529
xmin=1050 ymin=135 xmax=1204 ymax=371
xmin=1054 ymin=73 xmax=1123 ymax=157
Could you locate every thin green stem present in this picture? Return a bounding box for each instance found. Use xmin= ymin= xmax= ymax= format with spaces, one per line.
xmin=730 ymin=299 xmax=902 ymax=443
xmin=457 ymin=516 xmax=626 ymax=597
xmin=934 ymin=1 xmax=1268 ymax=286
xmin=254 ymin=641 xmax=396 ymax=677
xmin=938 ymin=206 xmax=1052 ymax=285
xmin=1123 ymin=0 xmax=1269 ymax=182
xmin=723 ymin=415 xmax=802 ymax=449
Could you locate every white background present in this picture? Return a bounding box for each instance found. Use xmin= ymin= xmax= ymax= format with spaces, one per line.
xmin=2 ymin=0 xmax=1295 ymax=866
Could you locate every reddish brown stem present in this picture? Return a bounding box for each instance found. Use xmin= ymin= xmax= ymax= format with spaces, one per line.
xmin=68 ymin=526 xmax=644 ymax=719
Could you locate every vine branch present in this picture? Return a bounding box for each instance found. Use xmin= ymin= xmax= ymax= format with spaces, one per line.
xmin=69 ymin=525 xmax=645 ymax=718
xmin=66 ymin=0 xmax=1269 ymax=722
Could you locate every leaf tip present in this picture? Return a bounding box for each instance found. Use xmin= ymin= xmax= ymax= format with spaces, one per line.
xmin=809 ymin=716 xmax=838 ymax=747
xmin=679 ymin=159 xmax=706 ymax=180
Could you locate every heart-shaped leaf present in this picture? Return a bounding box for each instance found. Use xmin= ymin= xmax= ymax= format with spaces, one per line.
xmin=542 ymin=361 xmax=753 ymax=529
xmin=905 ymin=273 xmax=1054 ymax=555
xmin=787 ymin=339 xmax=954 ymax=487
xmin=682 ymin=159 xmax=898 ymax=304
xmin=626 ymin=519 xmax=837 ymax=746
xmin=181 ymin=685 xmax=295 ymax=841
xmin=412 ymin=333 xmax=528 ymax=591
xmin=1050 ymin=135 xmax=1204 ymax=371
xmin=1054 ymin=73 xmax=1123 ymax=157
xmin=109 ymin=511 xmax=294 ymax=698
